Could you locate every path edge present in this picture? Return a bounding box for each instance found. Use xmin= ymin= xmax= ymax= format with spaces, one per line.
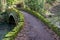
xmin=21 ymin=7 xmax=60 ymax=37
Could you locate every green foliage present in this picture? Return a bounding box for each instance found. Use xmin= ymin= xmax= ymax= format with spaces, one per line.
xmin=7 ymin=0 xmax=21 ymax=6
xmin=46 ymin=0 xmax=56 ymax=4
xmin=7 ymin=0 xmax=14 ymax=6
xmin=25 ymin=0 xmax=46 ymax=13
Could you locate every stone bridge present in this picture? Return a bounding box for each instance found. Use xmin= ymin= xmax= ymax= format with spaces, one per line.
xmin=0 ymin=8 xmax=20 ymax=25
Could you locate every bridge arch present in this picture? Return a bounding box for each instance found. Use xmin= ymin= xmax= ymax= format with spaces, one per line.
xmin=9 ymin=13 xmax=17 ymax=25
xmin=9 ymin=15 xmax=16 ymax=25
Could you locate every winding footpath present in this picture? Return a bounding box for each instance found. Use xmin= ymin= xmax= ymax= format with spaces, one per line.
xmin=15 ymin=11 xmax=59 ymax=40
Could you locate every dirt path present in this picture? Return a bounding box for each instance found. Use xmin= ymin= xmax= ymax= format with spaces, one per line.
xmin=15 ymin=11 xmax=59 ymax=40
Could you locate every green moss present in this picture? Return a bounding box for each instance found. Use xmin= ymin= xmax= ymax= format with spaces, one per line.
xmin=3 ymin=38 xmax=12 ymax=40
xmin=19 ymin=13 xmax=24 ymax=22
xmin=3 ymin=8 xmax=24 ymax=40
xmin=12 ymin=22 xmax=24 ymax=32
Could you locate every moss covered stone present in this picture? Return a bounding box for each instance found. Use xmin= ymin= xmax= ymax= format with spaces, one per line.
xmin=3 ymin=8 xmax=24 ymax=40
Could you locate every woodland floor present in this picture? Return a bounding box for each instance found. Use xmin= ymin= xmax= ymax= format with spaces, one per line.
xmin=15 ymin=11 xmax=59 ymax=40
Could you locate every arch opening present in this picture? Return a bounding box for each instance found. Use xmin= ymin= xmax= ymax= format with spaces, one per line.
xmin=9 ymin=15 xmax=16 ymax=25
